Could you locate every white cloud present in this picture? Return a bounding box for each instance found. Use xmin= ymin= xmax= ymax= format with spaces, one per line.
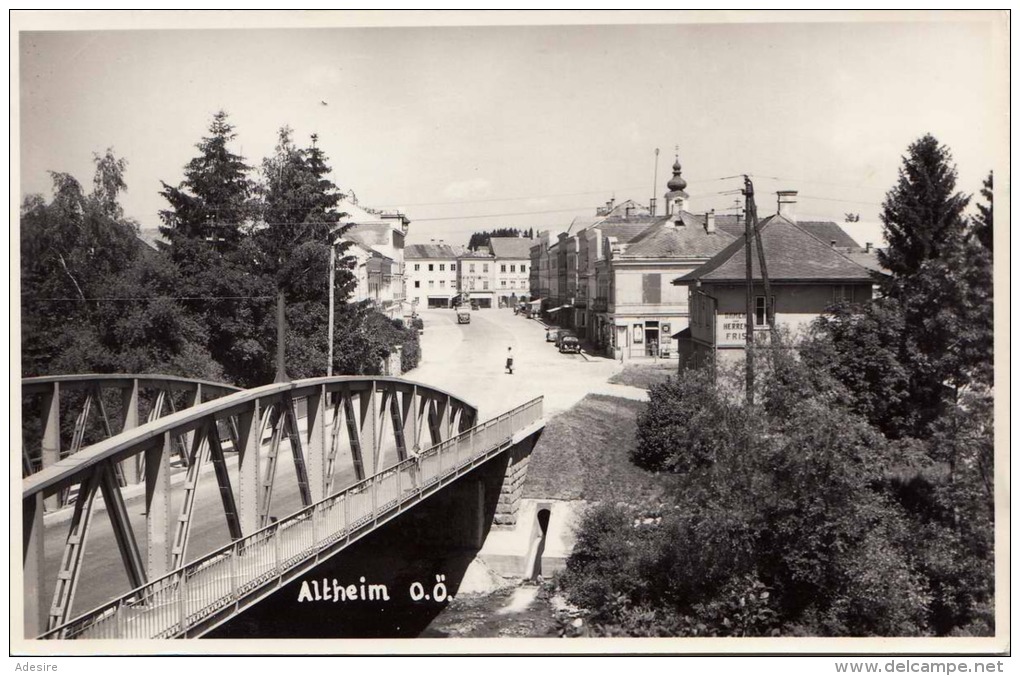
xmin=443 ymin=178 xmax=492 ymax=201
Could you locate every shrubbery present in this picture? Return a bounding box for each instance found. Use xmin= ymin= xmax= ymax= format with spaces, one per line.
xmin=560 ymin=348 xmax=992 ymax=637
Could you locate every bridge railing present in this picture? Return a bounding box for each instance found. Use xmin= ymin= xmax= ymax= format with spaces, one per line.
xmin=39 ymin=396 xmax=543 ymax=640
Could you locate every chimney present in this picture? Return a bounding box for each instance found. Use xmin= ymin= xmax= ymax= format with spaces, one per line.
xmin=777 ymin=190 xmax=798 ymax=222
xmin=705 ymin=209 xmax=716 ymax=233
xmin=606 ymin=198 xmax=614 ymax=213
xmin=865 ymin=242 xmax=872 ymax=252
xmin=831 ymin=240 xmax=837 ymax=248
xmin=625 ymin=203 xmax=634 ymax=218
xmin=649 ymin=197 xmax=657 ymax=217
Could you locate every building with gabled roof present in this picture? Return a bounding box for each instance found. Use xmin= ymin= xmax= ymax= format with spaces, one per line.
xmin=570 ymin=157 xmax=734 ymax=357
xmin=335 ymin=196 xmax=411 ymax=317
xmin=675 ymin=202 xmax=877 ymax=368
xmin=488 ymin=237 xmax=533 ymax=306
xmin=405 ymin=242 xmax=465 ymax=308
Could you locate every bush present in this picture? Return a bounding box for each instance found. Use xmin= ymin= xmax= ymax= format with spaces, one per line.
xmin=561 ymin=350 xmax=962 ymax=637
xmin=632 ymin=368 xmax=744 ymax=474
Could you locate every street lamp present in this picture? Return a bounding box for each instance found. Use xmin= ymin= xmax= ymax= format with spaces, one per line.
xmin=327 ymin=235 xmax=338 ymax=377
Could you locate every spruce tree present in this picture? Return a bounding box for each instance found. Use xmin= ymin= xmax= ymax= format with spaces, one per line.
xmin=159 ymin=111 xmax=254 ymax=255
xmin=878 ymin=134 xmax=970 ymax=290
xmin=961 ymin=172 xmax=994 ymax=387
xmin=877 ymin=135 xmax=976 ymax=433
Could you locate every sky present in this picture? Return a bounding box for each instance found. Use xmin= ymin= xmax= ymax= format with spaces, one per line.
xmin=16 ymin=12 xmax=1008 ymax=249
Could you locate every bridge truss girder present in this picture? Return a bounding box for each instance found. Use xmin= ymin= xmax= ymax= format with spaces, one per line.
xmin=21 ymin=375 xmax=477 ymax=638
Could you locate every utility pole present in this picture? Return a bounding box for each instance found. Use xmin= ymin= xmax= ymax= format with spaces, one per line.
xmin=741 ymin=176 xmax=778 ymax=405
xmin=743 ymin=176 xmax=755 ymax=405
xmin=274 ymin=289 xmax=289 ymax=383
xmin=327 ymin=240 xmax=336 ymax=377
xmin=650 ymin=148 xmax=660 ymax=216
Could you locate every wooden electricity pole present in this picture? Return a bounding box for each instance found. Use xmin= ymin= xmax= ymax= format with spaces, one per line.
xmin=743 ymin=176 xmax=756 ymax=405
xmin=742 ymin=175 xmax=778 ymax=405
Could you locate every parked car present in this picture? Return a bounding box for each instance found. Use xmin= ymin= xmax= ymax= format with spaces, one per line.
xmin=558 ymin=335 xmax=581 ymax=354
xmin=554 ymin=330 xmax=578 ymax=348
xmin=545 ymin=328 xmax=560 ymax=342
xmin=457 ymin=310 xmax=471 ymax=324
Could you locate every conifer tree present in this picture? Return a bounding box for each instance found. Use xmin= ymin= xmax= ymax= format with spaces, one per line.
xmin=159 ymin=111 xmax=254 ymax=255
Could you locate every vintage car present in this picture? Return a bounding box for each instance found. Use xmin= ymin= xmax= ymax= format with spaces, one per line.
xmin=554 ymin=330 xmax=578 ymax=348
xmin=545 ymin=328 xmax=560 ymax=342
xmin=457 ymin=310 xmax=471 ymax=324
xmin=558 ymin=335 xmax=581 ymax=354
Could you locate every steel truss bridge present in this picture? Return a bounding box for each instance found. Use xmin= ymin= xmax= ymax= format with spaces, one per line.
xmin=21 ymin=374 xmax=544 ymax=640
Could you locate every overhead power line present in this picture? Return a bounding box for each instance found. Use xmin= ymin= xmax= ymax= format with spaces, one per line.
xmin=22 ymin=297 xmax=279 ymax=305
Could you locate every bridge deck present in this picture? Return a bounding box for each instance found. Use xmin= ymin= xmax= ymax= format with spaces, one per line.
xmin=39 ymin=396 xmax=543 ymax=640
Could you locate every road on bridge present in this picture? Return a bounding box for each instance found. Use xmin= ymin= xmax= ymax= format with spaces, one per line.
xmin=38 ymin=306 xmax=628 ymax=625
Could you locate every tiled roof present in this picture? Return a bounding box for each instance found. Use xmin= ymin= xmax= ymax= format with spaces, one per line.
xmin=618 ymin=214 xmax=737 ymax=259
xmin=566 ymin=215 xmax=603 ymax=235
xmin=595 ymin=221 xmax=659 ymax=245
xmin=344 ymin=223 xmax=394 ymax=246
xmin=716 ymin=218 xmax=860 ymax=249
xmin=798 ymin=221 xmax=861 ymax=249
xmin=458 ymin=248 xmax=495 ymax=259
xmin=347 ymin=240 xmax=393 ymax=261
xmin=568 ymin=199 xmax=653 ymax=234
xmin=676 ymin=215 xmax=876 ymax=283
xmin=405 ymin=243 xmax=465 ymax=259
xmin=842 ymin=249 xmax=888 ymax=274
xmin=488 ymin=237 xmax=534 ymax=260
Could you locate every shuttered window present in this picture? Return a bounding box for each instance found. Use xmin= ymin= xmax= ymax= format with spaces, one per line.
xmin=642 ymin=274 xmax=661 ymax=304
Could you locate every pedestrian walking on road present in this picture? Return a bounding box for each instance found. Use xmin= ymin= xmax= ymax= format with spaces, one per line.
xmin=505 ymin=347 xmax=514 ymax=375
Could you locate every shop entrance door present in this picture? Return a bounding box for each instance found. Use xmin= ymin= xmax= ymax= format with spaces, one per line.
xmin=645 ymin=321 xmax=660 ymax=357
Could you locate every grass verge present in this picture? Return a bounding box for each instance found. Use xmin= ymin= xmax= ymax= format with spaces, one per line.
xmin=607 ymin=362 xmax=679 ymax=390
xmin=523 ymin=393 xmax=659 ymax=503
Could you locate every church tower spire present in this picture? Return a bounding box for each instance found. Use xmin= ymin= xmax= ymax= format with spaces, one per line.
xmin=665 ymin=146 xmax=689 ymax=218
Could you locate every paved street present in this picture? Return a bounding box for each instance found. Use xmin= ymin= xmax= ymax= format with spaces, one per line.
xmin=409 ymin=307 xmax=643 ymax=420
xmin=38 ymin=306 xmax=645 ymax=626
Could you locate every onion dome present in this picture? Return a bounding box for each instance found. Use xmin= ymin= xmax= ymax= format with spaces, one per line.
xmin=667 ymin=156 xmax=687 ymax=192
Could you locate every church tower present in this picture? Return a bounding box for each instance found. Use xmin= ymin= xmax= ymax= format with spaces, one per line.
xmin=664 ymin=150 xmax=688 ymax=220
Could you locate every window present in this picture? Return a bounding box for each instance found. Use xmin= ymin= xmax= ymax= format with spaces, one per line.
xmin=414 ymin=281 xmax=420 ymax=289
xmin=429 ymin=280 xmax=435 ymax=289
xmin=633 ymin=324 xmax=643 ymax=343
xmin=470 ymin=264 xmax=475 ymax=273
xmin=521 ymin=264 xmax=526 ymax=273
xmin=451 ymin=263 xmax=456 ymax=271
xmin=501 ymin=280 xmax=507 ymax=287
xmin=440 ymin=264 xmax=445 ymax=272
xmin=501 ymin=264 xmax=507 ymax=273
xmin=428 ymin=264 xmax=434 ymax=272
xmin=483 ymin=280 xmax=489 ymax=290
xmin=755 ymin=296 xmax=775 ymax=327
xmin=833 ymin=285 xmax=855 ymax=303
xmin=483 ymin=264 xmax=489 ymax=273
xmin=440 ymin=280 xmax=445 ymax=288
xmin=510 ymin=264 xmax=516 ymax=273
xmin=642 ymin=274 xmax=662 ymax=304
xmin=414 ymin=264 xmax=420 ymax=271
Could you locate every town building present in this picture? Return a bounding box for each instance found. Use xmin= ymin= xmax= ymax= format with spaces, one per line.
xmin=675 ymin=194 xmax=878 ymax=368
xmin=405 ymin=243 xmax=463 ymax=308
xmin=347 ymin=242 xmax=395 ymax=308
xmin=457 ymin=248 xmax=498 ymax=308
xmin=336 ymin=196 xmax=411 ymax=317
xmin=488 ymin=237 xmax=534 ymax=307
xmin=595 ymin=160 xmax=737 ymax=359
